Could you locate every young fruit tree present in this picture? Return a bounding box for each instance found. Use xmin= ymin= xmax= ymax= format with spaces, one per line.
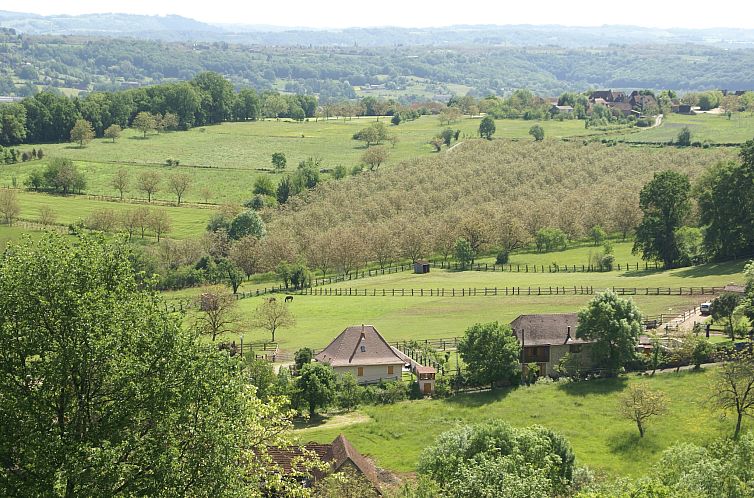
xmin=252 ymin=299 xmax=295 ymax=342
xmin=618 ymin=384 xmax=669 ymax=437
xmin=712 ymin=350 xmax=754 ymax=439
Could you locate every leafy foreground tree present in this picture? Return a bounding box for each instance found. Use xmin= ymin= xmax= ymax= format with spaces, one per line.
xmin=577 ymin=290 xmax=643 ymax=375
xmin=577 ymin=433 xmax=754 ymax=497
xmin=457 ymin=322 xmax=521 ymax=389
xmin=0 ymin=234 xmax=301 ymax=497
xmin=418 ymin=421 xmax=575 ymax=498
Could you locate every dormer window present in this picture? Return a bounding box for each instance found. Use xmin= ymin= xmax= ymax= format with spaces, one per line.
xmin=360 ymin=345 xmax=366 ymax=352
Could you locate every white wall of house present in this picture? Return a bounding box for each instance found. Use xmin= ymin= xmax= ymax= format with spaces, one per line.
xmin=334 ymin=363 xmax=403 ymax=384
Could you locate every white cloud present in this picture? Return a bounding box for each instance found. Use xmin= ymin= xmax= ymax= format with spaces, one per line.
xmin=4 ymin=0 xmax=754 ymax=29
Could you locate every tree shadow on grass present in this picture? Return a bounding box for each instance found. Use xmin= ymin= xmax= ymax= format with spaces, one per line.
xmin=444 ymin=386 xmax=515 ymax=407
xmin=292 ymin=414 xmax=329 ymax=430
xmin=557 ymin=376 xmax=628 ymax=396
xmin=607 ymin=430 xmax=662 ymax=454
xmin=671 ymin=260 xmax=746 ymax=279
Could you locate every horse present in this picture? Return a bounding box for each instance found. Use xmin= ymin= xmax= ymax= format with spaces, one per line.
xmin=285 ymin=295 xmax=294 ymax=303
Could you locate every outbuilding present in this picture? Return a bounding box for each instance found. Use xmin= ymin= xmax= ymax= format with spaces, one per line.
xmin=413 ymin=260 xmax=430 ymax=274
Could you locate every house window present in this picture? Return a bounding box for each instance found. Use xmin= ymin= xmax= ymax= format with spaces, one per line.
xmin=360 ymin=345 xmax=366 ymax=352
xmin=387 ymin=365 xmax=394 ymax=375
xmin=569 ymin=344 xmax=582 ymax=354
xmin=357 ymin=367 xmax=364 ymax=377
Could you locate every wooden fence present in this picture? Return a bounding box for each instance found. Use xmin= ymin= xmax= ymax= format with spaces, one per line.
xmin=433 ymin=260 xmax=663 ymax=273
xmin=298 ymin=286 xmax=726 ymax=298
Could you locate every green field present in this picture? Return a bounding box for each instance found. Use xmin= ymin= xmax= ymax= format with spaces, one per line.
xmin=619 ymin=112 xmax=754 ymax=144
xmin=13 ymin=190 xmax=214 ymax=239
xmin=298 ymin=369 xmax=730 ymax=477
xmin=4 ymin=116 xmax=606 ymax=205
xmin=179 ymin=257 xmax=747 ymax=352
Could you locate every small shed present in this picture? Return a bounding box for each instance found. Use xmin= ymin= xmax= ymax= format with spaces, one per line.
xmin=413 ymin=260 xmax=430 ymax=274
xmin=414 ymin=364 xmax=436 ymax=395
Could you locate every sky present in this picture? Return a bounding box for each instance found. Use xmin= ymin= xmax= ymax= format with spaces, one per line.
xmin=4 ymin=0 xmax=754 ymax=29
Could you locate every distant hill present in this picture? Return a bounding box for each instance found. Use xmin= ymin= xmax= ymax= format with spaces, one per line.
xmin=1 ymin=10 xmax=754 ymax=47
xmin=0 ymin=11 xmax=222 ymax=41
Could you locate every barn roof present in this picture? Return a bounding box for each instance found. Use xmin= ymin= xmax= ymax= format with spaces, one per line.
xmin=315 ymin=325 xmax=407 ymax=367
xmin=510 ymin=313 xmax=590 ymax=346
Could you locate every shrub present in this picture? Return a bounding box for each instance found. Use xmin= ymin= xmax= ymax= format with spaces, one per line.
xmin=495 ymin=251 xmax=510 ymax=265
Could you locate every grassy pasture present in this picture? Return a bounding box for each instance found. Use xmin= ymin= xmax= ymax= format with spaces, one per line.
xmin=298 ymin=369 xmax=730 ymax=477
xmin=619 ymin=112 xmax=754 ymax=144
xmin=14 ymin=190 xmax=213 ymax=239
xmin=6 ymin=116 xmax=604 ymax=205
xmin=176 ymin=257 xmax=747 ymax=352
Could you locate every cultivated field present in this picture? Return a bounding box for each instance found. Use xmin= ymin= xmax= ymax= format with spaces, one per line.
xmin=3 ymin=116 xmax=605 ymax=205
xmin=299 ymin=369 xmax=728 ymax=477
xmin=619 ymin=112 xmax=754 ymax=144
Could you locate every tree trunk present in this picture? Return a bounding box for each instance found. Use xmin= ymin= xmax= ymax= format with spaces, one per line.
xmin=735 ymin=412 xmax=743 ymax=439
xmin=638 ymin=420 xmax=644 ymax=437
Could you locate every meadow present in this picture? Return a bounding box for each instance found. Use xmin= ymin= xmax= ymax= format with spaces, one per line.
xmin=619 ymin=112 xmax=754 ymax=144
xmin=298 ymin=368 xmax=730 ymax=477
xmin=178 ymin=254 xmax=747 ymax=352
xmin=3 ymin=116 xmax=605 ymax=205
xmin=13 ymin=190 xmax=214 ymax=239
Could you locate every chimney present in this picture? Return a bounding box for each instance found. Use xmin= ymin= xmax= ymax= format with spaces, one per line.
xmin=565 ymin=326 xmax=572 ymax=344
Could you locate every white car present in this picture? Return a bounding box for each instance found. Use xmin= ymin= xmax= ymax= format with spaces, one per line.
xmin=700 ymin=302 xmax=712 ymax=316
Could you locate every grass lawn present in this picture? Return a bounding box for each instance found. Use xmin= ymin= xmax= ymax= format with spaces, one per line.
xmin=6 ymin=117 xmax=606 ymax=205
xmin=477 ymin=240 xmax=641 ymax=267
xmin=0 ymin=225 xmax=44 ymax=250
xmin=297 ymin=368 xmax=731 ymax=477
xmin=14 ymin=190 xmax=214 ymax=239
xmin=618 ymin=112 xmax=754 ymax=144
xmin=170 ymin=257 xmax=748 ymax=351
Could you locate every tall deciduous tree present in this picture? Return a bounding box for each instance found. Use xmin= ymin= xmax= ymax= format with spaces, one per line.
xmin=132 ymin=111 xmax=156 ymax=137
xmin=577 ymin=290 xmax=643 ymax=375
xmin=104 ymin=123 xmax=122 ymax=142
xmin=712 ymin=350 xmax=754 ymax=439
xmin=633 ymin=170 xmax=691 ymax=269
xmin=137 ymin=171 xmax=161 ymax=202
xmin=69 ymin=118 xmax=95 ymax=147
xmin=295 ymin=363 xmax=336 ymax=417
xmin=271 ymin=152 xmax=286 ymax=171
xmin=479 ymin=116 xmax=496 ymax=139
xmin=111 ymin=167 xmax=129 ymax=200
xmin=167 ymin=172 xmax=192 ymax=205
xmin=361 ymin=145 xmax=389 ymax=171
xmin=0 ymin=189 xmax=19 ymax=225
xmin=252 ymin=299 xmax=295 ymax=342
xmin=148 ymin=209 xmax=171 ymax=242
xmin=711 ymin=293 xmax=742 ymax=339
xmin=0 ymin=233 xmax=301 ymax=497
xmin=458 ymin=322 xmax=521 ymax=389
xmin=196 ymin=292 xmax=238 ymax=341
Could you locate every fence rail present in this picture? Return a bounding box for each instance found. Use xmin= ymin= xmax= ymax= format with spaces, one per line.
xmin=298 ymin=286 xmax=726 ymax=298
xmin=433 ymin=260 xmax=663 ymax=273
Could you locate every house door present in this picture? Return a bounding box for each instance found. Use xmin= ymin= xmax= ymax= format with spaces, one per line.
xmin=423 ymin=383 xmax=432 ymax=394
